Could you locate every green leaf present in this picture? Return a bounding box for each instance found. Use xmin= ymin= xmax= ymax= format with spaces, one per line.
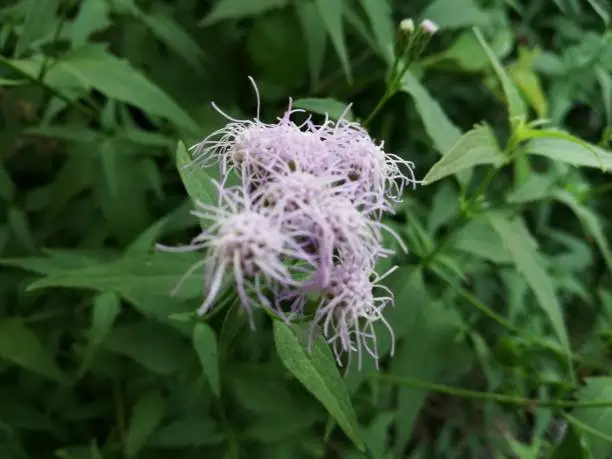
xmin=148 ymin=416 xmax=224 ymax=448
xmin=15 ymin=0 xmax=60 ymax=56
xmin=8 ymin=207 xmax=36 ymax=253
xmin=525 ymin=137 xmax=612 ymax=171
xmin=99 ymin=138 xmax=120 ymax=198
xmin=357 ymin=0 xmax=394 ymax=61
xmin=442 ymin=32 xmax=490 ymax=71
xmin=50 ymin=45 xmax=199 ymax=133
xmin=0 ymin=318 xmax=65 ymax=382
xmin=454 ymin=219 xmax=513 ymax=264
xmin=90 ymin=442 xmax=104 ymax=459
xmin=125 ymin=216 xmax=169 ymax=255
xmin=176 ymin=140 xmax=215 ymax=205
xmin=27 ymin=252 xmax=203 ymax=300
xmin=90 ymin=294 xmax=122 ymax=339
xmin=24 ymin=125 xmax=101 ymax=143
xmin=597 ymin=68 xmax=612 ymax=129
xmin=176 ymin=141 xmax=217 ymax=229
xmin=125 ymin=391 xmax=166 ymax=458
xmin=389 ymin=269 xmax=471 ymax=455
xmin=553 ymin=190 xmax=612 ymax=274
xmin=585 ymin=0 xmax=609 ymax=25
xmin=401 ymin=72 xmax=471 ymax=186
xmin=487 ymin=214 xmax=572 ymax=370
xmin=363 ymin=412 xmax=395 ymax=459
xmin=193 ymin=323 xmax=221 ymax=397
xmin=247 ymin=11 xmax=309 ymax=93
xmin=0 ymin=250 xmax=105 ymax=276
xmin=314 ymin=0 xmax=352 ymax=81
xmin=509 ymin=49 xmax=548 ymax=118
xmin=218 ymin=303 xmax=247 ymax=354
xmin=522 ymin=129 xmax=605 ymax=168
xmin=200 ymin=0 xmax=289 ymax=25
xmin=422 ymin=123 xmax=505 ymax=185
xmin=90 ymin=292 xmax=122 ymax=337
xmin=551 ymin=423 xmax=590 ymax=459
xmin=400 ymin=72 xmax=462 ymax=154
xmin=78 ymin=292 xmax=121 ymax=376
xmin=427 ymin=182 xmax=459 ymax=233
xmin=0 ymin=159 xmax=15 ymax=201
xmin=242 ymin=417 xmax=318 ymax=443
xmin=506 ymin=172 xmax=555 ymax=204
xmin=422 ymin=0 xmax=488 ymax=29
xmin=473 ymin=27 xmax=526 ymax=125
xmin=296 ymin=2 xmax=328 ymax=85
xmin=273 ymin=321 xmax=365 ymax=451
xmin=229 ymin=365 xmax=299 ymax=415
xmin=70 ymin=0 xmax=112 ymax=46
xmin=122 ymin=293 xmax=194 ymax=334
xmin=570 ymin=377 xmax=612 ymax=458
xmin=293 ymin=98 xmax=353 ymax=120
xmin=0 ymin=78 xmax=28 ymax=86
xmin=140 ymin=11 xmax=205 ymax=72
xmin=103 ymin=322 xmax=194 ymax=374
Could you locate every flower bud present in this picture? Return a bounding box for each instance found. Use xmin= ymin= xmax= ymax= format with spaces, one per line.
xmin=420 ymin=19 xmax=439 ymax=35
xmin=399 ymin=18 xmax=415 ymax=34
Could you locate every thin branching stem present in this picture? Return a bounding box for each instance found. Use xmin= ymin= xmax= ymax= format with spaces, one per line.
xmin=374 ymin=373 xmax=612 ymax=409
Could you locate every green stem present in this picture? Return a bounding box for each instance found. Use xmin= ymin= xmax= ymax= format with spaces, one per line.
xmin=37 ymin=0 xmax=67 ymax=82
xmin=444 ymin=278 xmax=522 ymax=335
xmin=313 ymin=49 xmax=374 ymax=95
xmin=588 ymin=182 xmax=612 ymax=197
xmin=0 ymin=55 xmax=96 ymax=119
xmin=216 ymin=398 xmax=240 ymax=459
xmin=362 ymin=87 xmax=396 ymax=127
xmin=374 ymin=374 xmax=612 ymax=409
xmin=420 ymin=127 xmax=522 ymax=266
xmin=36 ymin=3 xmax=70 ymax=116
xmin=420 ymin=158 xmax=502 ymax=267
xmin=563 ymin=412 xmax=612 ymax=443
xmin=419 ymin=52 xmax=447 ymax=69
xmin=446 ymin=278 xmax=608 ymax=371
xmin=113 ymin=380 xmax=127 ymax=456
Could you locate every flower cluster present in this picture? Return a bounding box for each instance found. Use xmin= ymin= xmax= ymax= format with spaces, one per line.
xmin=164 ymin=87 xmax=417 ymax=369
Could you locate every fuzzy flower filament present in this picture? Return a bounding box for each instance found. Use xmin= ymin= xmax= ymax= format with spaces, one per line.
xmin=160 ymin=187 xmax=317 ymax=326
xmin=311 ymin=261 xmax=396 ymax=369
xmin=167 ymin=85 xmax=417 ymax=369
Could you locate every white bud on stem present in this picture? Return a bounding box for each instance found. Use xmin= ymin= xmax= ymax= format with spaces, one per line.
xmin=420 ymin=19 xmax=439 ymax=35
xmin=399 ymin=18 xmax=415 ymax=34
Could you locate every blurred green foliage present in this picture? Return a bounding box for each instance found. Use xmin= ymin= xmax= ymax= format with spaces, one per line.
xmin=1 ymin=0 xmax=612 ymax=458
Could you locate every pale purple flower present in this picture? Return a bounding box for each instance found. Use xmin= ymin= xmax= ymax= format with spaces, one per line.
xmin=158 ymin=184 xmax=317 ymax=326
xmin=309 ymin=116 xmax=417 ymax=215
xmin=309 ymin=260 xmax=397 ymax=370
xmin=254 ymin=170 xmax=338 ymax=214
xmin=190 ymin=101 xmax=330 ymax=191
xmin=255 ymin=171 xmax=397 ymax=285
xmin=168 ymin=77 xmax=418 ymax=369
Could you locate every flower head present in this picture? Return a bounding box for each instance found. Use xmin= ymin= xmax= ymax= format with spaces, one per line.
xmin=159 ymin=185 xmax=317 ymax=325
xmin=190 ymin=109 xmax=329 ymax=191
xmin=254 ymin=170 xmax=336 ymax=213
xmin=258 ymin=173 xmax=386 ymax=287
xmin=310 ymin=260 xmax=396 ymax=370
xmin=165 ymin=77 xmax=418 ymax=369
xmin=310 ymin=117 xmax=417 ymax=215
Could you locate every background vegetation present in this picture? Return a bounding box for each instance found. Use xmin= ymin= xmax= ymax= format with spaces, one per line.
xmin=1 ymin=0 xmax=612 ymax=457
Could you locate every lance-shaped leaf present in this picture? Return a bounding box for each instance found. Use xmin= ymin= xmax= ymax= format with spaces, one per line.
xmin=273 ymin=322 xmax=364 ymax=451
xmin=422 ymin=124 xmax=506 ymax=185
